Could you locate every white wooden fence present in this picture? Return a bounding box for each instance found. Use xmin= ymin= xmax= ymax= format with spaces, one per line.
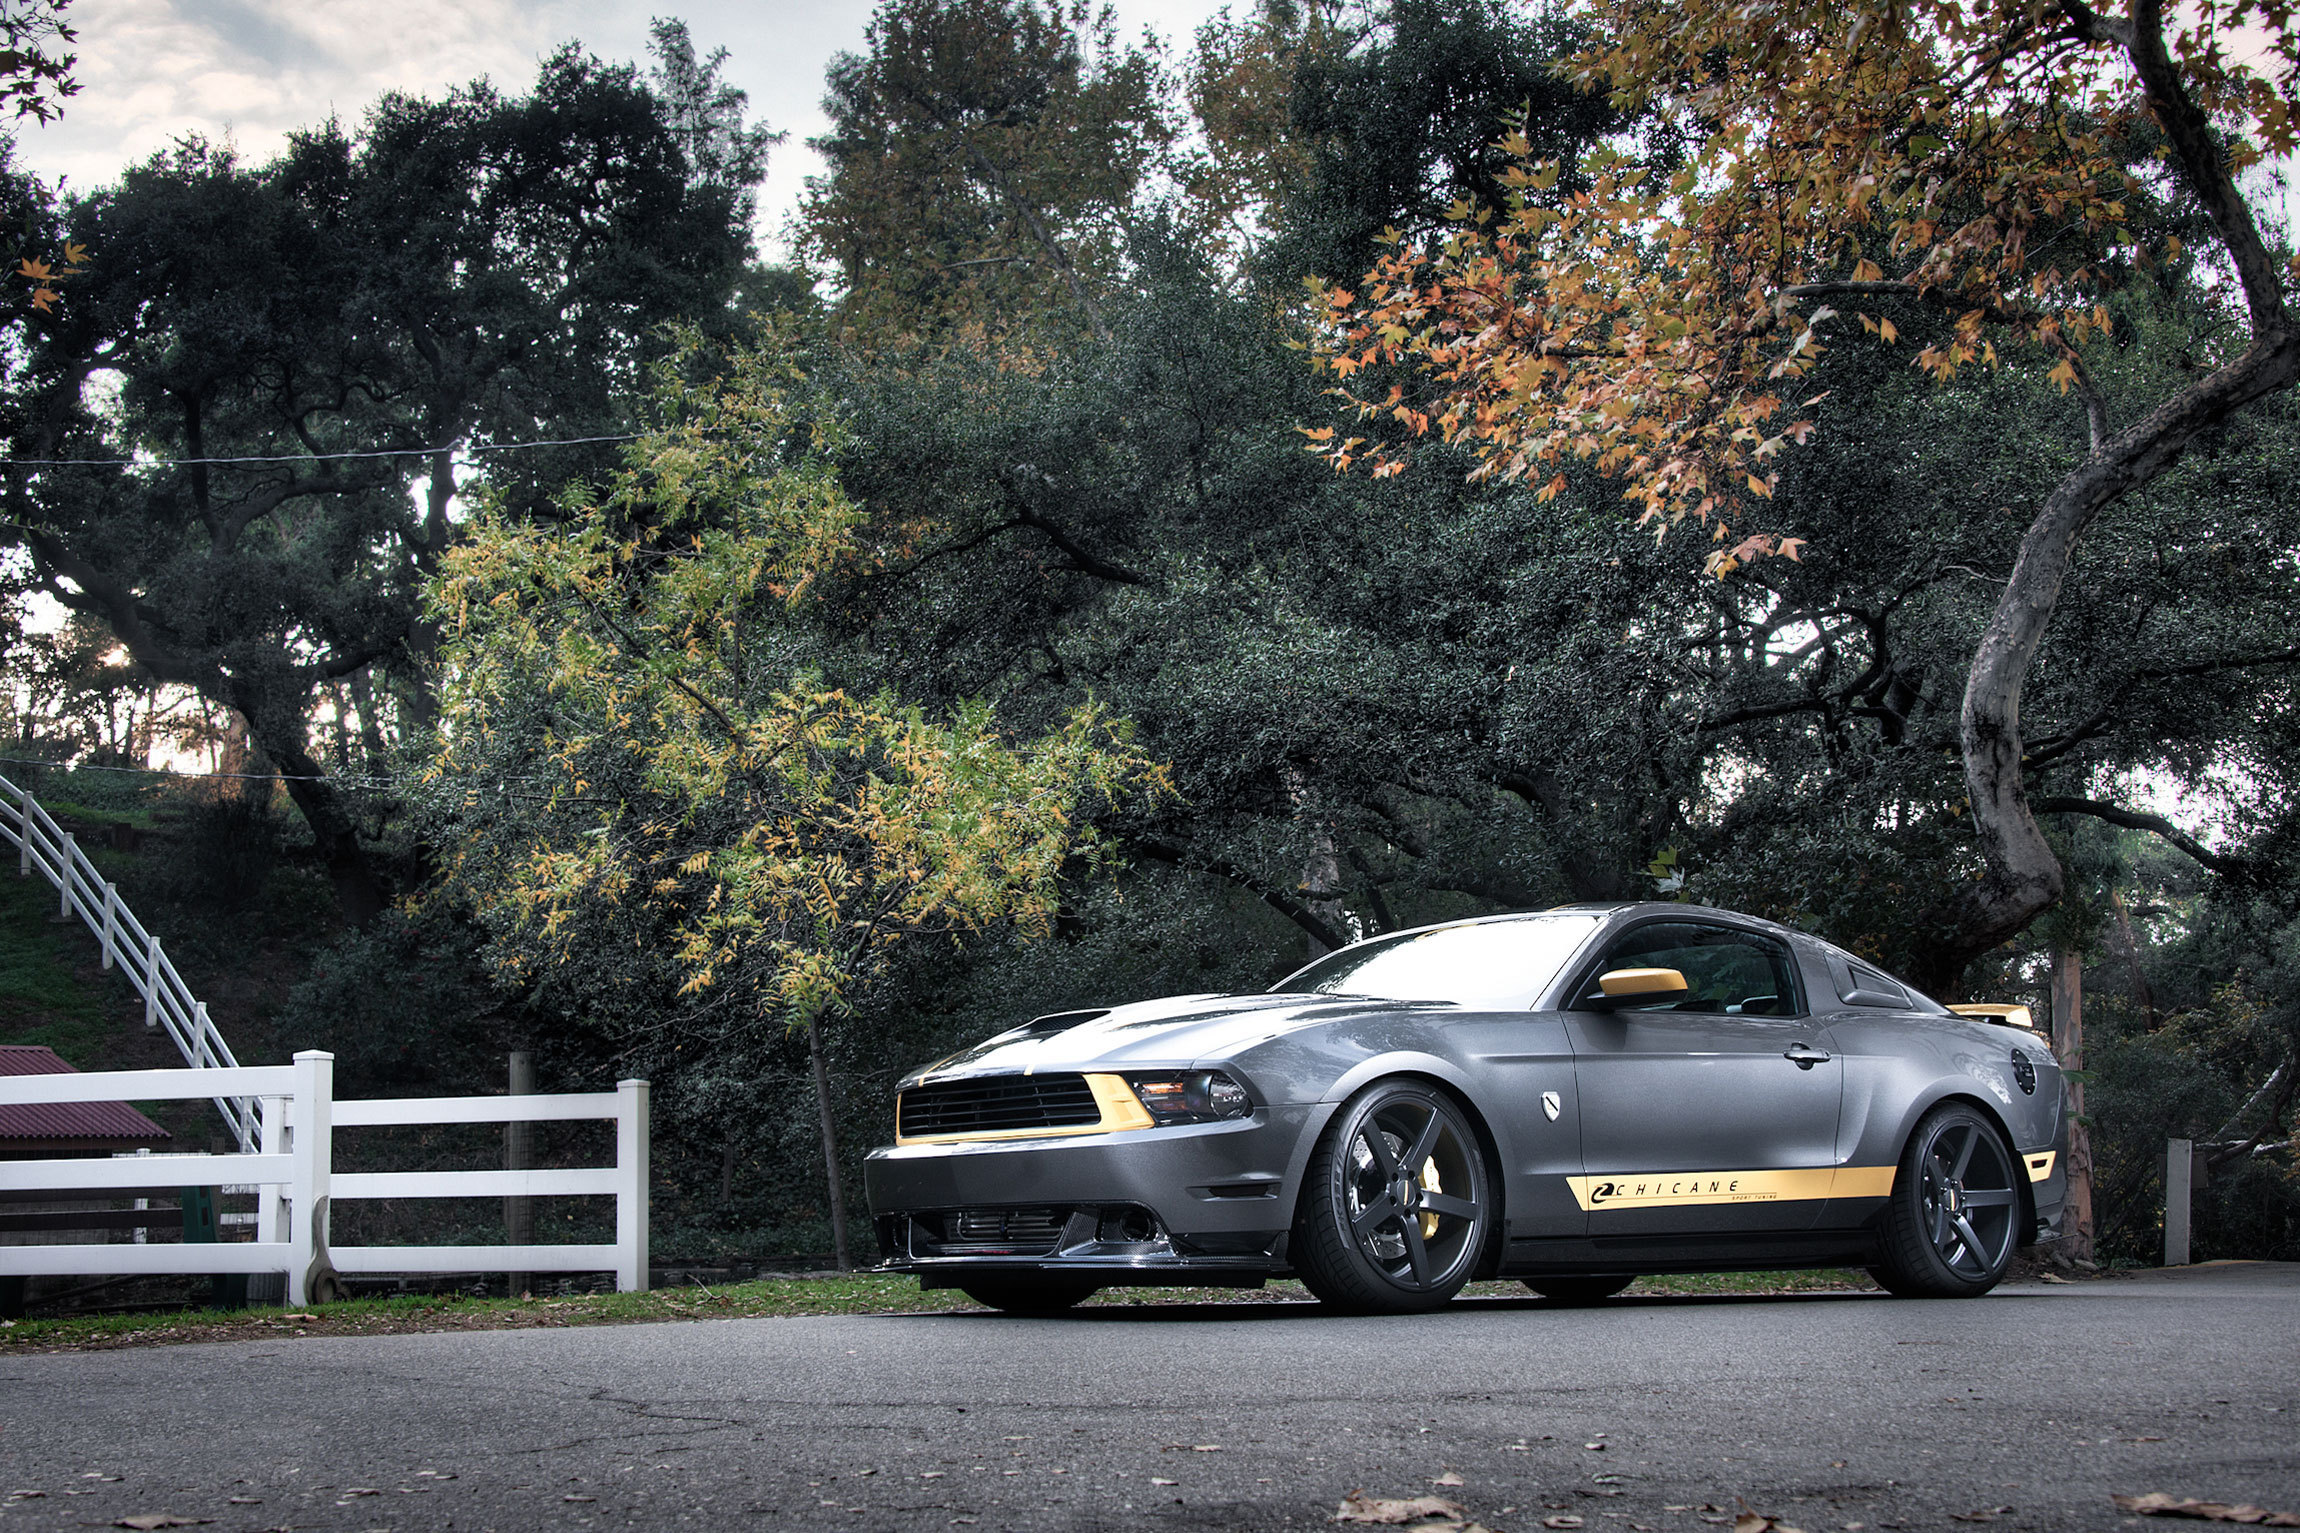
xmin=0 ymin=1051 xmax=649 ymax=1303
xmin=0 ymin=772 xmax=255 ymax=1150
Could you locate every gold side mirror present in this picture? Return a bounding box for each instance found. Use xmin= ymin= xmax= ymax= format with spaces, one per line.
xmin=1597 ymin=966 xmax=1689 ymax=1000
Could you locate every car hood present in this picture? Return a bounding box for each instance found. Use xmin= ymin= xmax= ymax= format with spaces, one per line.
xmin=900 ymin=991 xmax=1448 ymax=1087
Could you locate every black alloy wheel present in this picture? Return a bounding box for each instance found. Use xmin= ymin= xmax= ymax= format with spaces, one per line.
xmin=957 ymin=1276 xmax=1103 ymax=1313
xmin=1524 ymin=1275 xmax=1635 ymax=1304
xmin=1294 ymin=1079 xmax=1493 ymax=1314
xmin=1871 ymin=1101 xmax=2022 ymax=1298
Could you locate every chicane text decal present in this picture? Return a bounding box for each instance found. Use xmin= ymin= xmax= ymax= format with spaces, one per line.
xmin=1568 ymin=1165 xmax=1896 ymax=1210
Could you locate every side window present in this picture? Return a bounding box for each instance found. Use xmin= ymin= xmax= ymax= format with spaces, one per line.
xmin=1580 ymin=922 xmax=1803 ymax=1016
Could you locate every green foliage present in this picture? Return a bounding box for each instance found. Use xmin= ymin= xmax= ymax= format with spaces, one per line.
xmin=418 ymin=341 xmax=1166 ymax=1045
xmin=802 ymin=0 xmax=1174 ymax=343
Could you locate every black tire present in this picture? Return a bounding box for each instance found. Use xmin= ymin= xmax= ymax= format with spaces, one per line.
xmin=957 ymin=1276 xmax=1102 ymax=1313
xmin=1293 ymin=1079 xmax=1494 ymax=1314
xmin=1869 ymin=1101 xmax=2022 ymax=1298
xmin=1523 ymin=1275 xmax=1634 ymax=1304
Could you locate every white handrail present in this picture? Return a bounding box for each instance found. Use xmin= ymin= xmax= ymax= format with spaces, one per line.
xmin=0 ymin=771 xmax=257 ymax=1150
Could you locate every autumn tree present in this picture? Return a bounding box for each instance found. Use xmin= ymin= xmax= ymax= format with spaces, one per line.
xmin=419 ymin=344 xmax=1164 ymax=1268
xmin=1313 ymin=0 xmax=2300 ymax=992
xmin=0 ymin=0 xmax=76 ymax=127
xmin=802 ymin=0 xmax=1174 ymax=344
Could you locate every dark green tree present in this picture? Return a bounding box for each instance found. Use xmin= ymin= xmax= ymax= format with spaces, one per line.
xmin=0 ymin=41 xmax=772 ymax=922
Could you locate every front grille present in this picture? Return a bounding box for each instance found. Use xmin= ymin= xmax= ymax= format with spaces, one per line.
xmin=898 ymin=1073 xmax=1101 ymax=1138
xmin=921 ymin=1206 xmax=1072 ymax=1255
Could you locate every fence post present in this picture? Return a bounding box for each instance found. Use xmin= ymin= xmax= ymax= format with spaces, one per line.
xmin=57 ymin=831 xmax=74 ymax=919
xmin=257 ymin=1095 xmax=286 ymax=1243
xmin=193 ymin=1002 xmax=212 ymax=1068
xmin=616 ymin=1079 xmax=650 ymax=1293
xmin=144 ymin=936 xmax=160 ymax=1029
xmin=2164 ymin=1136 xmax=2193 ymax=1267
xmin=100 ymin=882 xmax=117 ymax=969
xmin=505 ymin=1051 xmax=533 ymax=1298
xmin=18 ymin=791 xmax=30 ymax=875
xmin=288 ymin=1050 xmax=335 ymax=1307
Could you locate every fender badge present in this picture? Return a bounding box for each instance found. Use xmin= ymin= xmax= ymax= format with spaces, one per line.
xmin=1542 ymin=1090 xmax=1562 ymax=1122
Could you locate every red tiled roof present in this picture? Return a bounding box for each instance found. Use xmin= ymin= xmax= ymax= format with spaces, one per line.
xmin=0 ymin=1044 xmax=171 ymax=1145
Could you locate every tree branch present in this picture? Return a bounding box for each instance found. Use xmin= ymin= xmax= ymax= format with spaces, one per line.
xmin=1125 ymin=834 xmax=1347 ymax=953
xmin=2030 ymin=795 xmax=2257 ymax=880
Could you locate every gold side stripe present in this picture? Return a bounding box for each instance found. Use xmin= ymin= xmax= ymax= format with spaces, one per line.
xmin=894 ymin=1073 xmax=1153 ymax=1146
xmin=2024 ymin=1151 xmax=2057 ymax=1182
xmin=1569 ymin=1165 xmax=1896 ymax=1211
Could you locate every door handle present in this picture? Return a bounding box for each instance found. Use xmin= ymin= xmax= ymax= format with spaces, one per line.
xmin=1784 ymin=1045 xmax=1831 ymax=1069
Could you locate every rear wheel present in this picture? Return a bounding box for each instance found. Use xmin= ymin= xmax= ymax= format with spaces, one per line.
xmin=1293 ymin=1079 xmax=1494 ymax=1314
xmin=957 ymin=1276 xmax=1102 ymax=1313
xmin=1524 ymin=1275 xmax=1634 ymax=1304
xmin=1870 ymin=1101 xmax=2021 ymax=1298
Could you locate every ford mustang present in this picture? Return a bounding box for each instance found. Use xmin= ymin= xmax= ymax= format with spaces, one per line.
xmin=865 ymin=903 xmax=2068 ymax=1313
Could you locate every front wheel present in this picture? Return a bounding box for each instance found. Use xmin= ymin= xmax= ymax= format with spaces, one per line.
xmin=957 ymin=1276 xmax=1102 ymax=1313
xmin=1870 ymin=1102 xmax=2022 ymax=1298
xmin=1524 ymin=1275 xmax=1634 ymax=1304
xmin=1293 ymin=1079 xmax=1494 ymax=1314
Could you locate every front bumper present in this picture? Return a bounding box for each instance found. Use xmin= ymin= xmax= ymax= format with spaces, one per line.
xmin=863 ymin=1105 xmax=1319 ymax=1279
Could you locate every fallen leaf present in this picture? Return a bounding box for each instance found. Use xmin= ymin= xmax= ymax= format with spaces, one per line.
xmin=1152 ymin=1478 xmax=1179 ymax=1486
xmin=1547 ymin=1518 xmax=1586 ymax=1530
xmin=1336 ymin=1489 xmax=1470 ymax=1525
xmin=114 ymin=1518 xmax=212 ymax=1530
xmin=1585 ymin=1442 xmax=1609 ymax=1451
xmin=1434 ymin=1473 xmax=1466 ymax=1487
xmin=2113 ymin=1494 xmax=2300 ymax=1527
xmin=225 ymin=1497 xmax=260 ymax=1505
xmin=563 ymin=1495 xmax=597 ymax=1503
xmin=279 ymin=1313 xmax=319 ymax=1322
xmin=1949 ymin=1509 xmax=2012 ymax=1523
xmin=339 ymin=1488 xmax=380 ymax=1497
xmin=1193 ymin=1444 xmax=1222 ymax=1452
xmin=2039 ymin=1272 xmax=2077 ymax=1284
xmin=2126 ymin=1437 xmax=2168 ymax=1444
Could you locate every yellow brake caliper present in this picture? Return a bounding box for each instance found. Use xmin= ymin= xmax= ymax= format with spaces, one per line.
xmin=1420 ymin=1157 xmax=1442 ymax=1239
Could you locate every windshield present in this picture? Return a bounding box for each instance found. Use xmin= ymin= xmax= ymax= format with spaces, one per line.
xmin=1271 ymin=914 xmax=1603 ymax=1007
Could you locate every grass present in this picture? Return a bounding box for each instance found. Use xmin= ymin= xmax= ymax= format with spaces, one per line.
xmin=0 ymin=1268 xmax=1879 ymax=1352
xmin=0 ymin=868 xmax=119 ymax=1064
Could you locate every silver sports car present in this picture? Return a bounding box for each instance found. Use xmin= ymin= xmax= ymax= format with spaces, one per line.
xmin=865 ymin=903 xmax=2068 ymax=1313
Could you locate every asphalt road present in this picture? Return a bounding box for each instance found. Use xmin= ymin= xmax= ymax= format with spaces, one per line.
xmin=2 ymin=1264 xmax=2294 ymax=1533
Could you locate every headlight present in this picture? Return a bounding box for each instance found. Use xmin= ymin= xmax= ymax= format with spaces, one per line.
xmin=1127 ymin=1071 xmax=1253 ymax=1124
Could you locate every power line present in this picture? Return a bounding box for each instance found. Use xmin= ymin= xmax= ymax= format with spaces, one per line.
xmin=0 ymin=431 xmax=667 ymax=470
xmin=0 ymin=753 xmax=386 ymax=784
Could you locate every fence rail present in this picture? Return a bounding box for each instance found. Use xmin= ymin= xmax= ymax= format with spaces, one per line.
xmin=0 ymin=1052 xmax=650 ymax=1300
xmin=0 ymin=772 xmax=255 ymax=1150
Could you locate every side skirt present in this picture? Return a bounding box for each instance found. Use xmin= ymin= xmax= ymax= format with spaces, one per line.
xmin=1502 ymin=1230 xmax=1883 ymax=1276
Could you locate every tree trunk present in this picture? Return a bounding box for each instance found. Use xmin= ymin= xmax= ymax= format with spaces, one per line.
xmin=1903 ymin=7 xmax=2300 ymax=1000
xmin=2108 ymin=888 xmax=2157 ymax=1027
xmin=2051 ymin=944 xmax=2095 ymax=1264
xmin=804 ymin=1013 xmax=852 ymax=1272
xmin=347 ymin=667 xmax=389 ymax=777
xmin=232 ymin=694 xmax=388 ymax=927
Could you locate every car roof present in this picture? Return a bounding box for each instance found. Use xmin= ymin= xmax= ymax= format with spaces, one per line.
xmin=1355 ymin=902 xmax=1806 ymax=946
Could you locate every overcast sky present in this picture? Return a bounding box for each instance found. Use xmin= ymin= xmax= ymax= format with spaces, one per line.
xmin=14 ymin=0 xmax=1235 ymax=259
